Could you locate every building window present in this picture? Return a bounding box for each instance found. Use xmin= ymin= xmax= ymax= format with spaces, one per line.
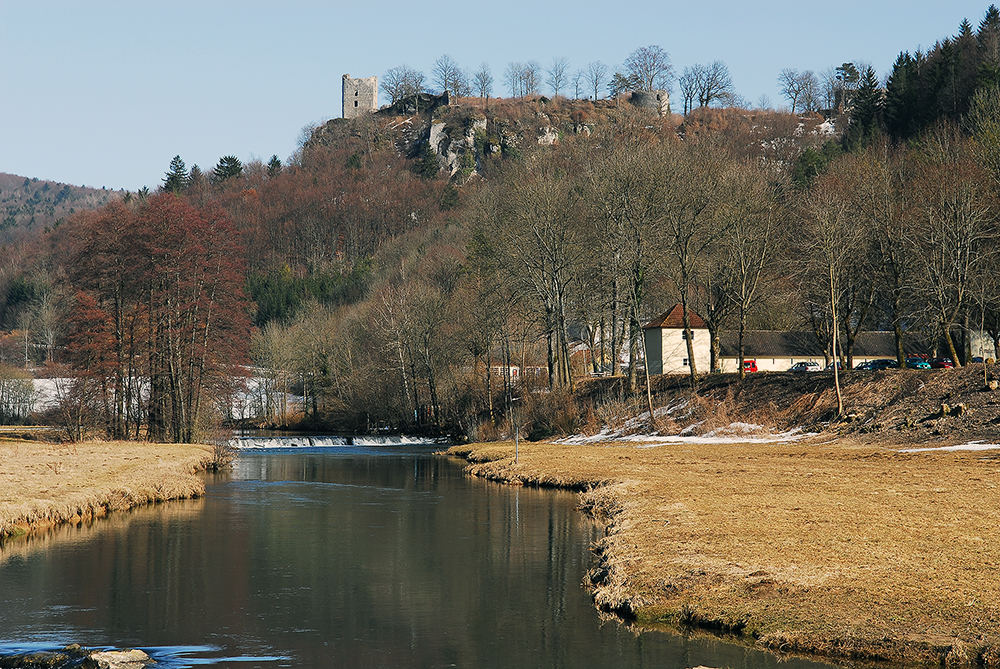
xmin=683 ymin=358 xmax=689 ymax=366
xmin=355 ymin=91 xmax=359 ymax=96
xmin=354 ymin=101 xmax=358 ymax=107
xmin=682 ymin=331 xmax=694 ymax=340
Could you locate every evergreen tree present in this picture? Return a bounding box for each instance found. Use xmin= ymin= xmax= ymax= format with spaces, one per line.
xmin=188 ymin=165 xmax=205 ymax=190
xmin=162 ymin=155 xmax=189 ymax=193
xmin=213 ymin=155 xmax=243 ymax=183
xmin=885 ymin=52 xmax=917 ymax=138
xmin=979 ymin=5 xmax=1000 ymax=86
xmin=267 ymin=155 xmax=282 ymax=177
xmin=843 ymin=67 xmax=884 ymax=150
xmin=413 ymin=141 xmax=440 ymax=178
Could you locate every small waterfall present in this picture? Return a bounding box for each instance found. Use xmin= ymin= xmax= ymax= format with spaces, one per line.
xmin=228 ymin=435 xmax=443 ymax=449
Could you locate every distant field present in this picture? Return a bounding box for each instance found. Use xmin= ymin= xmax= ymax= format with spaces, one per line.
xmin=451 ymin=439 xmax=1000 ymax=666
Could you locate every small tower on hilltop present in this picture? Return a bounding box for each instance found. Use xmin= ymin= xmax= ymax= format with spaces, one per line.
xmin=628 ymin=90 xmax=671 ymax=117
xmin=342 ymin=74 xmax=378 ymax=119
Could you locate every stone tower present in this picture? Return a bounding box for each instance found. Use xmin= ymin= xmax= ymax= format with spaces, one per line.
xmin=342 ymin=74 xmax=378 ymax=119
xmin=628 ymin=90 xmax=671 ymax=117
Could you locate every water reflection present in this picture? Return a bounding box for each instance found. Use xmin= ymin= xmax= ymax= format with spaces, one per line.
xmin=0 ymin=450 xmax=840 ymax=669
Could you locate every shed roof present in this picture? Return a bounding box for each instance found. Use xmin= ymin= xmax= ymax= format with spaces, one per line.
xmin=718 ymin=330 xmax=896 ymax=358
xmin=643 ymin=304 xmax=707 ymax=330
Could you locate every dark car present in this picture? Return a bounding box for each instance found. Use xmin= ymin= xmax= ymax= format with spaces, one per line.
xmin=972 ymin=356 xmax=985 ymax=364
xmin=855 ymin=361 xmax=874 ymax=370
xmin=931 ymin=357 xmax=955 ymax=369
xmin=870 ymin=359 xmax=900 ymax=371
xmin=906 ymin=357 xmax=931 ymax=369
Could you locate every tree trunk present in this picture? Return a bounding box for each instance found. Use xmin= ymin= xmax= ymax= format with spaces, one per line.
xmin=829 ymin=264 xmax=844 ymax=417
xmin=709 ymin=326 xmax=720 ymax=374
xmin=894 ymin=322 xmax=905 ymax=366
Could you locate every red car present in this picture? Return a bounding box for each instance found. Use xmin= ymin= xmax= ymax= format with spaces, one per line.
xmin=931 ymin=357 xmax=955 ymax=369
xmin=743 ymin=360 xmax=758 ymax=373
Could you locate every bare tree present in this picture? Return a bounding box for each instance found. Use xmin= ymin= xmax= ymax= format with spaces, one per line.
xmin=912 ymin=126 xmax=996 ymax=366
xmin=522 ymin=61 xmax=541 ymax=96
xmin=382 ymin=65 xmax=425 ymax=104
xmin=505 ymin=62 xmax=524 ymax=97
xmin=572 ymin=69 xmax=584 ymax=98
xmin=719 ymin=161 xmax=778 ymax=377
xmin=696 ymin=61 xmax=734 ymax=107
xmin=678 ymin=67 xmax=698 ymax=115
xmin=382 ymin=65 xmax=424 ymax=104
xmin=624 ymin=45 xmax=673 ymax=91
xmin=799 ymin=174 xmax=858 ymax=416
xmin=433 ymin=54 xmax=464 ymax=94
xmin=473 ymin=62 xmax=493 ymax=99
xmin=658 ymin=140 xmax=728 ymax=385
xmin=547 ymin=57 xmax=569 ymax=97
xmin=586 ymin=61 xmax=608 ymax=100
xmin=33 ymin=291 xmax=62 ymax=364
xmin=778 ymin=68 xmax=819 ymax=113
xmin=585 ymin=120 xmax=665 ymax=416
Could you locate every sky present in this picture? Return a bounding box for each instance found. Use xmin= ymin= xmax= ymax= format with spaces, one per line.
xmin=0 ymin=1 xmax=995 ymax=191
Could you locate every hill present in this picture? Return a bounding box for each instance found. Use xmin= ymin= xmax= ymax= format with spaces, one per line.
xmin=305 ymin=95 xmax=838 ymax=183
xmin=0 ymin=173 xmax=121 ymax=240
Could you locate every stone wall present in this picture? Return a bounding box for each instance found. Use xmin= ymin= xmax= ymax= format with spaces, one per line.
xmin=342 ymin=74 xmax=377 ymax=119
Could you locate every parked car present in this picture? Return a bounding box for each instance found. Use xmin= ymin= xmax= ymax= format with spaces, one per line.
xmin=743 ymin=360 xmax=758 ymax=373
xmin=826 ymin=361 xmax=844 ymax=371
xmin=972 ymin=356 xmax=985 ymax=364
xmin=931 ymin=357 xmax=955 ymax=369
xmin=905 ymin=357 xmax=931 ymax=369
xmin=789 ymin=361 xmax=821 ymax=372
xmin=855 ymin=361 xmax=874 ymax=370
xmin=870 ymin=359 xmax=900 ymax=371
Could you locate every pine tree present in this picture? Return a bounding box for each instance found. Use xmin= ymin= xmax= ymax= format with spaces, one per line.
xmin=188 ymin=165 xmax=205 ymax=190
xmin=162 ymin=155 xmax=189 ymax=193
xmin=212 ymin=155 xmax=243 ymax=183
xmin=267 ymin=155 xmax=282 ymax=177
xmin=885 ymin=52 xmax=917 ymax=138
xmin=979 ymin=6 xmax=1000 ymax=85
xmin=843 ymin=67 xmax=884 ymax=150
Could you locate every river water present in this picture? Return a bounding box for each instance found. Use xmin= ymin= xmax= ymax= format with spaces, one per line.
xmin=0 ymin=446 xmax=840 ymax=668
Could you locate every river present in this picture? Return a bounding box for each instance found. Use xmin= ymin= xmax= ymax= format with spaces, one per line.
xmin=0 ymin=445 xmax=841 ymax=668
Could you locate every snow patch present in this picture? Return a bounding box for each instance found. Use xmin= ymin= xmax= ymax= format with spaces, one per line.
xmin=554 ymin=422 xmax=812 ymax=447
xmin=899 ymin=441 xmax=1000 ymax=453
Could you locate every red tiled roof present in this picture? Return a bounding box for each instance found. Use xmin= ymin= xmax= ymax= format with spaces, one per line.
xmin=642 ymin=304 xmax=707 ymax=329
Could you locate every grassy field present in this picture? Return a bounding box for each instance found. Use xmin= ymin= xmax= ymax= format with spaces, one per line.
xmin=449 ymin=439 xmax=1000 ymax=666
xmin=0 ymin=440 xmax=214 ymax=540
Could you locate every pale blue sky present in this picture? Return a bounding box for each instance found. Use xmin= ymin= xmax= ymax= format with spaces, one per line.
xmin=0 ymin=1 xmax=993 ymax=190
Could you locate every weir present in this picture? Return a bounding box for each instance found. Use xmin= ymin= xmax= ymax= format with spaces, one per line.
xmin=227 ymin=435 xmax=444 ymax=449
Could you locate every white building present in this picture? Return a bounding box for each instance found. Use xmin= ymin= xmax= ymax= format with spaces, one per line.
xmin=642 ymin=305 xmax=711 ymax=374
xmin=643 ymin=305 xmax=896 ymax=374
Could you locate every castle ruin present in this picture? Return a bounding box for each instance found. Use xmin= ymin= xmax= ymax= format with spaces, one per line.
xmin=629 ymin=90 xmax=671 ymax=116
xmin=342 ymin=74 xmax=377 ymax=119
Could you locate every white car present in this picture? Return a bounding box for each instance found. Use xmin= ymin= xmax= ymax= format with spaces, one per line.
xmin=789 ymin=361 xmax=821 ymax=372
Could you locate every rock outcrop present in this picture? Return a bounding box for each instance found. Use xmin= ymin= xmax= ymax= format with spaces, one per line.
xmin=0 ymin=645 xmax=153 ymax=669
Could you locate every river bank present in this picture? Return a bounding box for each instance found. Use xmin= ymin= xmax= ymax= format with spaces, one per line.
xmin=448 ymin=438 xmax=1000 ymax=667
xmin=0 ymin=440 xmax=215 ymax=540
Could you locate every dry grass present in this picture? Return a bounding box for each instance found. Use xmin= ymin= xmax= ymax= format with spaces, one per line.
xmin=449 ymin=439 xmax=1000 ymax=666
xmin=0 ymin=440 xmax=214 ymax=540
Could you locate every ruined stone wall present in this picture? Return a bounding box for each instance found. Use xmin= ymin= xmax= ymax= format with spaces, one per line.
xmin=342 ymin=74 xmax=378 ymax=119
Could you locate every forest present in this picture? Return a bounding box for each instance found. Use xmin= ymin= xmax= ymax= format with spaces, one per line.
xmin=2 ymin=8 xmax=1000 ymax=442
